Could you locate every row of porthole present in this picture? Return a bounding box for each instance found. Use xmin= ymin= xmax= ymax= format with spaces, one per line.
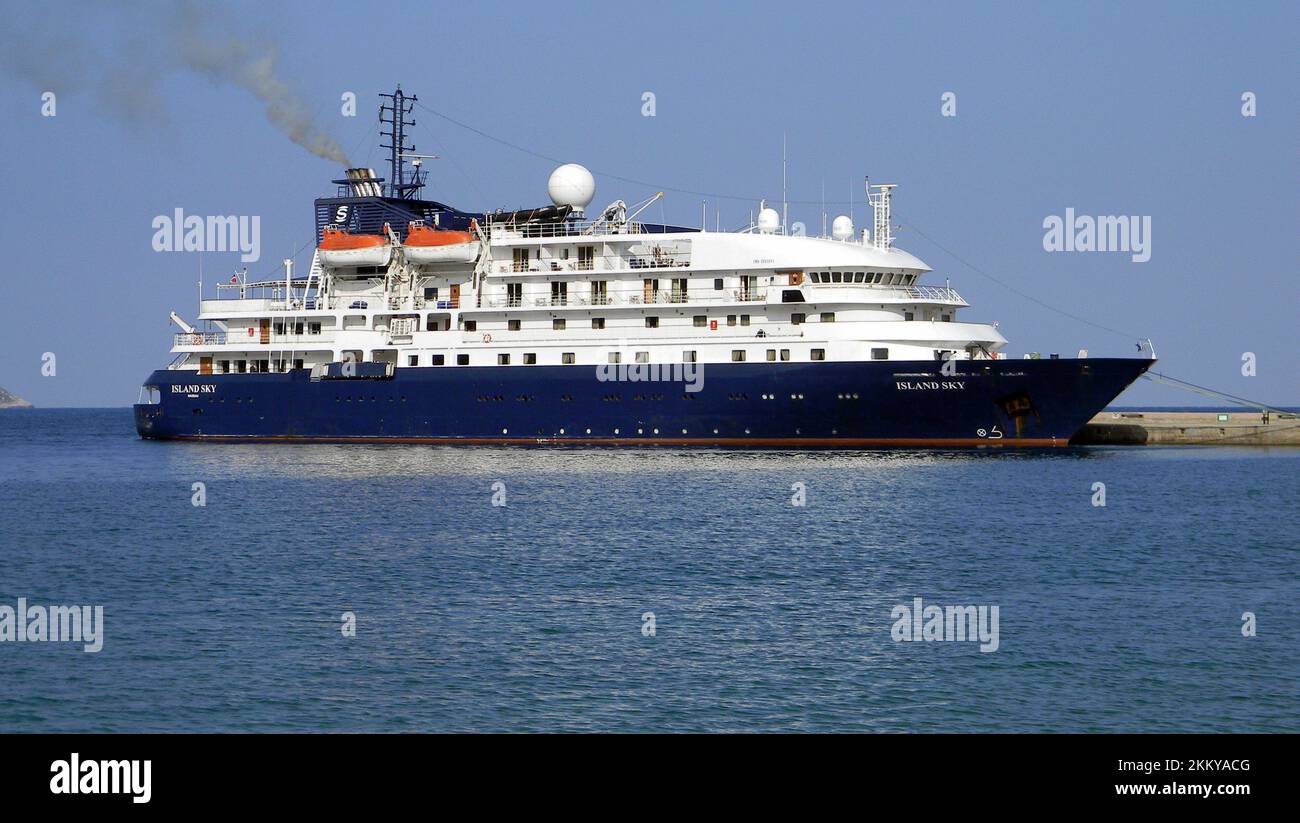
xmin=335 ymin=396 xmax=409 ymax=402
xmin=207 ymin=398 xmax=255 ymax=403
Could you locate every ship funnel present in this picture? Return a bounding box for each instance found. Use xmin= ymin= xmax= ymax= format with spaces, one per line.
xmin=344 ymin=168 xmax=384 ymax=198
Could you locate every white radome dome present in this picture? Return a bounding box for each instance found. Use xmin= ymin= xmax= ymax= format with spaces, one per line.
xmin=548 ymin=163 xmax=595 ymax=211
xmin=832 ymin=215 xmax=853 ymax=241
xmin=757 ymin=207 xmax=780 ymax=234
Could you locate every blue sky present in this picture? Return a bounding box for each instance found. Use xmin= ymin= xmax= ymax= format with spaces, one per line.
xmin=0 ymin=0 xmax=1295 ymax=407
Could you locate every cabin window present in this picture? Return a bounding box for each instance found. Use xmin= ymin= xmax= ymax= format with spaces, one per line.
xmin=523 ymin=353 xmax=536 ymax=365
xmin=553 ymin=318 xmax=566 ymax=331
xmin=905 ymin=312 xmax=915 ymax=322
xmin=821 ymin=312 xmax=835 ymax=323
xmin=591 ymin=280 xmax=608 ymax=303
xmin=682 ymin=350 xmax=697 ymax=363
xmin=424 ymin=286 xmax=439 ymax=301
xmin=871 ymin=348 xmax=889 ymax=360
xmin=464 ymin=320 xmax=477 ymax=332
xmin=273 ymin=322 xmax=285 ymax=335
xmin=508 ymin=319 xmax=520 ymax=331
xmin=506 ymin=283 xmax=522 ymax=306
xmin=407 ymin=355 xmax=419 ymax=366
xmin=811 ymin=349 xmax=826 ymax=361
xmin=693 ymin=315 xmax=707 ymax=327
xmin=513 ymin=248 xmax=530 ymax=272
xmin=457 ymin=354 xmax=469 ymax=365
xmin=562 ymin=352 xmax=576 ymax=364
xmin=591 ymin=317 xmax=605 ymax=330
xmin=646 ymin=316 xmax=659 ymax=328
xmin=740 ymin=315 xmax=750 ymax=326
xmin=498 ymin=354 xmax=511 ymax=365
xmin=766 ymin=349 xmax=776 ymax=362
xmin=727 ymin=315 xmax=737 ymax=327
xmin=791 ymin=313 xmax=805 ymax=325
xmin=432 ymin=354 xmax=445 ymax=365
xmin=731 ymin=350 xmax=746 ymax=362
xmin=780 ymin=349 xmax=791 ymax=361
xmin=425 ymin=315 xmax=438 ymax=331
xmin=293 ymin=359 xmax=303 ymax=370
xmin=714 ymin=278 xmax=724 ymax=290
xmin=635 ymin=352 xmax=650 ymax=363
xmin=550 ymin=281 xmax=568 ymax=304
xmin=608 ymin=352 xmax=621 ymax=364
xmin=577 ymin=246 xmax=595 ymax=270
xmin=309 ymin=322 xmax=321 ymax=334
xmin=942 ymin=314 xmax=953 ymax=322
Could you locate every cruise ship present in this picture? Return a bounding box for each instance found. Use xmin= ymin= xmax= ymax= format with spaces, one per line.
xmin=134 ymin=88 xmax=1152 ymax=446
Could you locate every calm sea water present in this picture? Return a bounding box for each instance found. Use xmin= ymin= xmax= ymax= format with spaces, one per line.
xmin=1 ymin=408 xmax=1295 ymax=732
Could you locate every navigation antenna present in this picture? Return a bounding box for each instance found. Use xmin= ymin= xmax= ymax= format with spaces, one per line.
xmin=866 ymin=177 xmax=897 ymax=250
xmin=379 ymin=86 xmax=425 ymax=199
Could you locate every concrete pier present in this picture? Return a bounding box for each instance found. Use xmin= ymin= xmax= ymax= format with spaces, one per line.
xmin=1073 ymin=411 xmax=1300 ymax=446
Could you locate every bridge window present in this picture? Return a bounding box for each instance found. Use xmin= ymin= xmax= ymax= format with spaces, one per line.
xmin=831 ymin=272 xmax=843 ymax=283
xmin=854 ymin=272 xmax=865 ymax=283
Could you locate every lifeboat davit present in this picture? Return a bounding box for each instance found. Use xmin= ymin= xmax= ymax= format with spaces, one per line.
xmin=318 ymin=225 xmax=392 ymax=268
xmin=403 ymin=221 xmax=480 ymax=264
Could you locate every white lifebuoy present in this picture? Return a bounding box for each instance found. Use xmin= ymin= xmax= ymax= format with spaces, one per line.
xmin=482 ymin=333 xmax=492 ymax=344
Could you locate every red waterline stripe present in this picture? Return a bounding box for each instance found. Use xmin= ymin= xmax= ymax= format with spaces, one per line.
xmin=150 ymin=435 xmax=1066 ymax=447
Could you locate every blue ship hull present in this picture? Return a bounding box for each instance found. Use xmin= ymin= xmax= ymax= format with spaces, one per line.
xmin=134 ymin=358 xmax=1151 ymax=446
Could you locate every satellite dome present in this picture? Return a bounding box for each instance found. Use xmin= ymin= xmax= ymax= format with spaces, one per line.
xmin=832 ymin=215 xmax=853 ymax=241
xmin=548 ymin=164 xmax=595 ymax=212
xmin=757 ymin=207 xmax=780 ymax=234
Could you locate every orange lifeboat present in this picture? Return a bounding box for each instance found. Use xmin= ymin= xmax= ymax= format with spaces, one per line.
xmin=318 ymin=225 xmax=391 ymax=268
xmin=403 ymin=220 xmax=480 ymax=264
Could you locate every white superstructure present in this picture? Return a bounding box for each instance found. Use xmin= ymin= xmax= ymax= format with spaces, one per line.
xmin=167 ymin=176 xmax=1006 ymax=378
